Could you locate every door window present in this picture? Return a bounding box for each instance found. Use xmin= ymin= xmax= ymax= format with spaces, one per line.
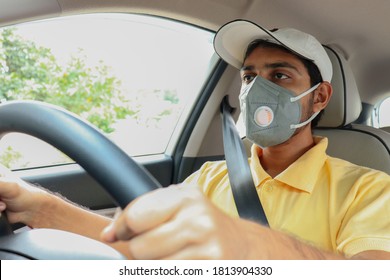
xmin=0 ymin=14 xmax=216 ymax=169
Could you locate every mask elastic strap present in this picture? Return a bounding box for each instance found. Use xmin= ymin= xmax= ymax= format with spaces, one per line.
xmin=290 ymin=111 xmax=321 ymax=129
xmin=290 ymin=83 xmax=320 ymax=102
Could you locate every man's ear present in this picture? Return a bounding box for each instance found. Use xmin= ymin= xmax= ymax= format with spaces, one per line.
xmin=313 ymin=81 xmax=333 ymax=112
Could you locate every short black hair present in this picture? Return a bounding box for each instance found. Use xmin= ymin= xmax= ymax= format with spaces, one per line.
xmin=243 ymin=39 xmax=324 ymax=127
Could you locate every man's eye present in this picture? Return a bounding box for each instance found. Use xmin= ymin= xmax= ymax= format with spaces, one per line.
xmin=243 ymin=75 xmax=255 ymax=83
xmin=275 ymin=73 xmax=288 ymax=79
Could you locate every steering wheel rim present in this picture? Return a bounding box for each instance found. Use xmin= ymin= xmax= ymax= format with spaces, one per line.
xmin=0 ymin=100 xmax=162 ymax=207
xmin=0 ymin=100 xmax=162 ymax=259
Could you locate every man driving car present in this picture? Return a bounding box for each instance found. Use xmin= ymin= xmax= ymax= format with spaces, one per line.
xmin=0 ymin=20 xmax=389 ymax=259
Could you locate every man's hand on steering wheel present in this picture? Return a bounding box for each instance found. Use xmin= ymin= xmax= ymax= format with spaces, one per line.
xmin=101 ymin=184 xmax=265 ymax=260
xmin=0 ymin=164 xmax=50 ymax=227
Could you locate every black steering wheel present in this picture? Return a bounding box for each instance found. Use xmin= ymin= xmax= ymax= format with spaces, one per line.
xmin=0 ymin=101 xmax=162 ymax=259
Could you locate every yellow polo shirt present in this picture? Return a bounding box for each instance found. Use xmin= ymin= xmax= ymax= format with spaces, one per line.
xmin=184 ymin=137 xmax=390 ymax=257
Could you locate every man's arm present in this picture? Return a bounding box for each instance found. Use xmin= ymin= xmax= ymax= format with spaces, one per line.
xmin=352 ymin=250 xmax=390 ymax=260
xmin=241 ymin=220 xmax=390 ymax=259
xmin=101 ymin=184 xmax=390 ymax=260
xmin=0 ymin=171 xmax=133 ymax=258
xmin=39 ymin=194 xmax=132 ymax=258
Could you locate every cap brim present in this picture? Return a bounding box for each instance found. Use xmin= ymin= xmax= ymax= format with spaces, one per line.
xmin=214 ymin=20 xmax=281 ymax=69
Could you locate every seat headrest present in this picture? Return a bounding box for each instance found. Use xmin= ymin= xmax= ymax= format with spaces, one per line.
xmin=317 ymin=48 xmax=362 ymax=128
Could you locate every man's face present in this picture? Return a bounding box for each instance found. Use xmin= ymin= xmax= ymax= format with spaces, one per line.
xmin=240 ymin=46 xmax=314 ymax=123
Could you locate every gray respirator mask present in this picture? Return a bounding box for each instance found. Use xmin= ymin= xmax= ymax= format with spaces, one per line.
xmin=239 ymin=76 xmax=320 ymax=148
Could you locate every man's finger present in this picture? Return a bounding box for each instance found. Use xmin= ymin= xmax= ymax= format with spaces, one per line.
xmin=101 ymin=184 xmax=200 ymax=242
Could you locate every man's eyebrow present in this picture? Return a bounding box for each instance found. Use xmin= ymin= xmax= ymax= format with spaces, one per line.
xmin=240 ymin=65 xmax=255 ymax=71
xmin=240 ymin=62 xmax=302 ymax=75
xmin=266 ymin=62 xmax=300 ymax=73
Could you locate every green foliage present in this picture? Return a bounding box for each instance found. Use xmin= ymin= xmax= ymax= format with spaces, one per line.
xmin=0 ymin=146 xmax=24 ymax=169
xmin=0 ymin=27 xmax=181 ymax=169
xmin=163 ymin=90 xmax=179 ymax=104
xmin=0 ymin=28 xmax=134 ymax=133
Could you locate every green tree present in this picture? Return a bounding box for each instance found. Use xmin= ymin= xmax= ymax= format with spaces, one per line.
xmin=0 ymin=27 xmax=181 ymax=169
xmin=0 ymin=146 xmax=24 ymax=169
xmin=0 ymin=28 xmax=135 ymax=133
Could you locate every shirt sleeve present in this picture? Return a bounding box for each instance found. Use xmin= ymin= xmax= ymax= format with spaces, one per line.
xmin=336 ymin=171 xmax=390 ymax=257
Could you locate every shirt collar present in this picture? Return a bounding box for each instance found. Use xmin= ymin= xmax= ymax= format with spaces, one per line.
xmin=249 ymin=136 xmax=328 ymax=193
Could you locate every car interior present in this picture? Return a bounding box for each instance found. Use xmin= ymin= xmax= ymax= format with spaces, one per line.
xmin=0 ymin=0 xmax=390 ymax=259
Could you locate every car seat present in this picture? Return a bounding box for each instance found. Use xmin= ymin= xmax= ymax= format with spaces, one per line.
xmin=313 ymin=47 xmax=390 ymax=174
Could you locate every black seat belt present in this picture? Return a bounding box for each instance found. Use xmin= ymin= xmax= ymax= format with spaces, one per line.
xmin=220 ymin=96 xmax=269 ymax=226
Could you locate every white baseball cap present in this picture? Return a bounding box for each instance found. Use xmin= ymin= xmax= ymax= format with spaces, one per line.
xmin=214 ymin=19 xmax=333 ymax=82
